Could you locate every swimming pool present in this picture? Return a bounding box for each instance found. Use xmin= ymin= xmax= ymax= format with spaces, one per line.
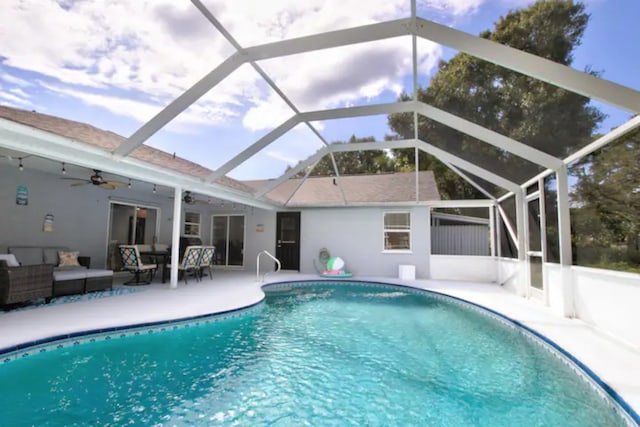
xmin=0 ymin=281 xmax=635 ymax=426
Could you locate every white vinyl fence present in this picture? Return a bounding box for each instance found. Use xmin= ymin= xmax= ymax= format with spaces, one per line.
xmin=431 ymin=225 xmax=490 ymax=256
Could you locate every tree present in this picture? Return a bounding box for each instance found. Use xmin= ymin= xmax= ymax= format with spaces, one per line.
xmin=571 ymin=128 xmax=640 ymax=267
xmin=288 ymin=135 xmax=396 ymax=177
xmin=388 ymin=0 xmax=604 ymax=199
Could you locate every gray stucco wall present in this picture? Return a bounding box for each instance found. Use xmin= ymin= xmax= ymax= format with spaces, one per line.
xmin=0 ymin=165 xmax=278 ymax=270
xmin=1 ymin=165 xmax=430 ymax=278
xmin=299 ymin=207 xmax=431 ymax=278
xmin=2 ymin=165 xmax=115 ymax=267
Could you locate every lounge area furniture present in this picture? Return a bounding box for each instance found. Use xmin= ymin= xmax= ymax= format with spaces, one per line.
xmin=7 ymin=246 xmax=114 ymax=298
xmin=167 ymin=245 xmax=203 ymax=284
xmin=139 ymin=248 xmax=170 ymax=284
xmin=119 ymin=245 xmax=157 ymax=285
xmin=0 ymin=254 xmax=53 ymax=305
xmin=199 ymin=246 xmax=215 ymax=279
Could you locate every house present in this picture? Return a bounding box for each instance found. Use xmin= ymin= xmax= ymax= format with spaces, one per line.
xmin=0 ymin=106 xmax=443 ymax=279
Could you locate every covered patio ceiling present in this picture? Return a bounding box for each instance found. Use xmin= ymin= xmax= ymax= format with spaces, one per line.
xmin=0 ymin=0 xmax=639 ymax=208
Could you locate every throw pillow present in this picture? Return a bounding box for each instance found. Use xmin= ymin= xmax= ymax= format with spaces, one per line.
xmin=58 ymin=251 xmax=80 ymax=268
xmin=0 ymin=253 xmax=20 ymax=267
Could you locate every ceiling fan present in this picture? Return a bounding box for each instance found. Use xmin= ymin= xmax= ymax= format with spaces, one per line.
xmin=170 ymin=191 xmax=212 ymax=205
xmin=63 ymin=169 xmax=128 ymax=190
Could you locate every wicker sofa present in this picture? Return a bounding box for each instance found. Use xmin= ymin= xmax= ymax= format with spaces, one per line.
xmin=0 ymin=258 xmax=53 ymax=305
xmin=7 ymin=246 xmax=113 ymax=298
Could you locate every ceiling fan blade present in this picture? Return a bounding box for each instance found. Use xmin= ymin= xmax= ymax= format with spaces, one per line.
xmin=106 ymin=180 xmax=128 ymax=188
xmin=98 ymin=183 xmax=117 ymax=190
xmin=62 ymin=177 xmax=89 ymax=182
xmin=70 ymin=181 xmax=90 ymax=187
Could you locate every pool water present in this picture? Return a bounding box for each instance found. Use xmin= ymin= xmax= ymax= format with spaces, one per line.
xmin=0 ymin=283 xmax=631 ymax=426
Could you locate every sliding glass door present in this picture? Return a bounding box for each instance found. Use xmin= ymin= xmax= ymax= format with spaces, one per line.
xmin=107 ymin=201 xmax=159 ymax=270
xmin=211 ymin=214 xmax=245 ymax=267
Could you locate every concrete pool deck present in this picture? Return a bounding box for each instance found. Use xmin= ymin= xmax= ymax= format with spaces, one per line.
xmin=1 ymin=270 xmax=639 ymax=419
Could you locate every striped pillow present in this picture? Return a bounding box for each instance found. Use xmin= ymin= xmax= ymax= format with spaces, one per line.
xmin=58 ymin=251 xmax=80 ymax=267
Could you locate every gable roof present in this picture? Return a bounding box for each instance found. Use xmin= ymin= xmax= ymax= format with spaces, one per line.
xmin=1 ymin=105 xmax=442 ymax=207
xmin=244 ymin=171 xmax=440 ymax=206
xmin=0 ymin=106 xmax=253 ymax=194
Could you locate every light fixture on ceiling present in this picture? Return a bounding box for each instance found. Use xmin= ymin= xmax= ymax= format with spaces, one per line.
xmin=128 ymin=179 xmax=132 ymax=189
xmin=152 ymin=184 xmax=157 ymax=194
xmin=61 ymin=162 xmax=66 ymax=175
xmin=18 ymin=157 xmax=23 ymax=171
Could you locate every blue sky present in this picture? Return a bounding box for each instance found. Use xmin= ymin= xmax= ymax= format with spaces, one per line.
xmin=1 ymin=0 xmax=638 ymax=181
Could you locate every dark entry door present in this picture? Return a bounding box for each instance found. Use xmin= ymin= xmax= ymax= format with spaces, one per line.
xmin=276 ymin=212 xmax=300 ymax=271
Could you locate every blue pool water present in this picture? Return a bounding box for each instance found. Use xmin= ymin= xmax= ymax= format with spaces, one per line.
xmin=0 ymin=282 xmax=632 ymax=426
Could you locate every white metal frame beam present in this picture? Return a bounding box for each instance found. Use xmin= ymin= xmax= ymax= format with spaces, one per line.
xmin=254 ymin=139 xmax=417 ymax=198
xmin=496 ymin=202 xmax=519 ymax=252
xmin=113 ymin=11 xmax=640 ymax=169
xmin=114 ymin=18 xmax=413 ymax=157
xmin=254 ymin=147 xmax=330 ymax=197
xmin=191 ymin=0 xmax=347 ymax=203
xmin=414 ymin=103 xmax=562 ymax=170
xmin=416 ymin=140 xmax=520 ymax=193
xmin=444 ymin=162 xmax=497 ymax=200
xmin=286 ymin=199 xmax=494 ymax=208
xmin=499 ymin=114 xmax=640 ymax=203
xmin=210 ymin=99 xmax=558 ymax=184
xmin=206 ymin=102 xmax=416 ymax=182
xmin=413 ymin=17 xmax=640 ymax=113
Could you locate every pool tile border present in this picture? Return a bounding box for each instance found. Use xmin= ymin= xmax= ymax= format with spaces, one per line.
xmin=0 ymin=301 xmax=263 ymax=363
xmin=264 ymin=279 xmax=640 ymax=427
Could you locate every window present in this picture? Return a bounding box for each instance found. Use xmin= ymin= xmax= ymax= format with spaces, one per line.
xmin=183 ymin=212 xmax=201 ymax=237
xmin=383 ymin=211 xmax=411 ymax=251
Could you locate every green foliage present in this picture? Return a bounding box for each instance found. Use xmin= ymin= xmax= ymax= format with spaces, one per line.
xmin=288 ymin=135 xmax=396 ymax=178
xmin=388 ymin=0 xmax=603 ymax=198
xmin=571 ymin=129 xmax=640 ymax=269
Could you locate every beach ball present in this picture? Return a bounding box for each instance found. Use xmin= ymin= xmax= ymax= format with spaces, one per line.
xmin=327 ymin=256 xmax=344 ymax=271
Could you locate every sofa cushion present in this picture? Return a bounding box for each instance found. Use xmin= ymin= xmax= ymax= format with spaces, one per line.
xmin=8 ymin=247 xmax=43 ymax=266
xmin=0 ymin=254 xmax=20 ymax=267
xmin=44 ymin=247 xmax=69 ymax=265
xmin=58 ymin=251 xmax=80 ymax=267
xmin=84 ymin=269 xmax=114 ymax=278
xmin=54 ymin=266 xmax=87 ymax=272
xmin=54 ymin=269 xmax=88 ymax=282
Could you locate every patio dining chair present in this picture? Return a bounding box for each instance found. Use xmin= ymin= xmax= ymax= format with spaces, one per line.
xmin=198 ymin=246 xmax=215 ymax=279
xmin=167 ymin=245 xmax=203 ymax=284
xmin=118 ymin=245 xmax=157 ymax=285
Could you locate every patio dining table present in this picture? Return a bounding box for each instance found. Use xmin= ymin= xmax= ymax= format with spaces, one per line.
xmin=140 ymin=250 xmax=170 ymax=284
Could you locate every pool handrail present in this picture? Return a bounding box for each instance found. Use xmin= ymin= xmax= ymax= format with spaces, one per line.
xmin=257 ymin=250 xmax=281 ymax=282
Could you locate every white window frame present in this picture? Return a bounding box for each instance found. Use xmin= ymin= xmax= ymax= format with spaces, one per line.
xmin=382 ymin=211 xmax=412 ymax=253
xmin=183 ymin=211 xmax=201 ymax=237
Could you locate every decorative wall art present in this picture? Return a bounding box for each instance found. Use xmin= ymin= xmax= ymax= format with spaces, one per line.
xmin=43 ymin=213 xmax=54 ymax=232
xmin=16 ymin=185 xmax=28 ymax=206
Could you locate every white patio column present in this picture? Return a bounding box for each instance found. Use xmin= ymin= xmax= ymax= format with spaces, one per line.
xmin=556 ymin=165 xmax=575 ymax=317
xmin=170 ymin=186 xmax=182 ymax=289
xmin=515 ymin=189 xmax=527 ymax=297
xmin=489 ymin=205 xmax=496 ymax=257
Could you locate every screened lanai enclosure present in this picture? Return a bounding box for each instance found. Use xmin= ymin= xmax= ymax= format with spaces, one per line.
xmin=0 ymin=1 xmax=639 ymax=342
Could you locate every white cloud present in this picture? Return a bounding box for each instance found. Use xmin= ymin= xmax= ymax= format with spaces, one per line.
xmin=9 ymin=87 xmax=30 ymax=99
xmin=0 ymin=71 xmax=32 ymax=87
xmin=39 ymin=81 xmax=236 ymax=134
xmin=264 ymin=150 xmax=300 ymax=166
xmin=0 ymin=92 xmax=33 ymax=107
xmin=0 ymin=0 xmax=484 ymax=135
xmin=418 ymin=0 xmax=484 ymax=16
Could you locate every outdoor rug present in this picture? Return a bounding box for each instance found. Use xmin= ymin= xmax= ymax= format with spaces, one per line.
xmin=0 ymin=287 xmax=146 ymax=315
